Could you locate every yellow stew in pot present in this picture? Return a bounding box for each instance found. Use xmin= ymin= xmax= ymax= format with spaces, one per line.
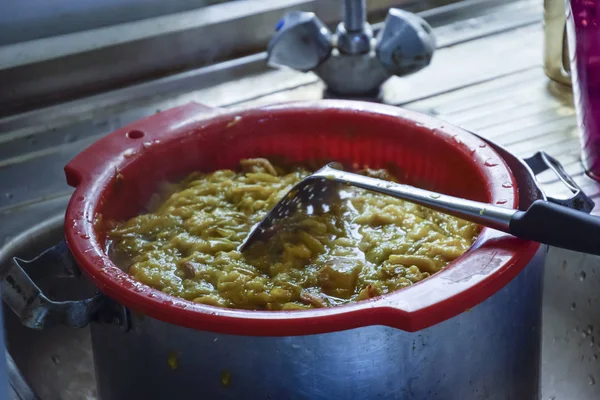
xmin=108 ymin=158 xmax=480 ymax=310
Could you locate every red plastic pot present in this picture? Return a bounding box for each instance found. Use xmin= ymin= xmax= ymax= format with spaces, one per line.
xmin=63 ymin=100 xmax=538 ymax=336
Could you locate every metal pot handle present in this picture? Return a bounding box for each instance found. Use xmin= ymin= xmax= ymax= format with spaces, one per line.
xmin=0 ymin=241 xmax=128 ymax=330
xmin=523 ymin=151 xmax=595 ymax=212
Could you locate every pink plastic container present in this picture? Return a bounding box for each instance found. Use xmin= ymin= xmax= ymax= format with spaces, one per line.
xmin=567 ymin=0 xmax=600 ymax=180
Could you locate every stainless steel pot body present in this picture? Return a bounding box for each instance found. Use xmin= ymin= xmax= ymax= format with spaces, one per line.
xmin=90 ymin=247 xmax=545 ymax=400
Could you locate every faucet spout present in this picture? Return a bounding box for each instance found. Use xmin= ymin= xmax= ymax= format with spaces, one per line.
xmin=343 ymin=0 xmax=366 ymax=32
xmin=337 ymin=0 xmax=371 ymax=55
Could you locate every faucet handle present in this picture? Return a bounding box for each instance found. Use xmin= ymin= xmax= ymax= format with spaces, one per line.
xmin=375 ymin=9 xmax=436 ymax=77
xmin=267 ymin=11 xmax=333 ymax=72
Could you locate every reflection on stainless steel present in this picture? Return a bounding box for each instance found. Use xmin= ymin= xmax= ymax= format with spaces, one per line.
xmin=1 ymin=0 xmax=599 ymax=399
xmin=0 ymin=310 xmax=12 ymax=400
xmin=6 ymin=352 xmax=37 ymax=400
xmin=268 ymin=2 xmax=435 ymax=97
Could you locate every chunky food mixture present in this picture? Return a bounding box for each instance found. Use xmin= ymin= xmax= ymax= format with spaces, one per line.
xmin=108 ymin=158 xmax=480 ymax=310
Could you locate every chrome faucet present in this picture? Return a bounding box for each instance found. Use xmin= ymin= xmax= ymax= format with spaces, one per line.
xmin=267 ymin=0 xmax=436 ymax=98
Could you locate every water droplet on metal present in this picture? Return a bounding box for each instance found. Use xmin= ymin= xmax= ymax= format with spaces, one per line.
xmin=484 ymin=159 xmax=499 ymax=167
xmin=221 ymin=370 xmax=232 ymax=387
xmin=580 ymin=271 xmax=587 ymax=281
xmin=51 ymin=355 xmax=60 ymax=364
xmin=430 ymin=194 xmax=441 ymax=199
xmin=479 ymin=144 xmax=487 ymax=148
xmin=167 ymin=352 xmax=179 ymax=370
xmin=467 ymin=18 xmax=480 ymax=28
xmin=502 ymin=182 xmax=513 ymax=188
xmin=124 ymin=149 xmax=135 ymax=158
xmin=5 ymin=193 xmax=13 ymax=199
xmin=80 ymin=234 xmax=90 ymax=239
xmin=496 ymin=199 xmax=507 ymax=205
xmin=589 ymin=375 xmax=596 ymax=385
xmin=571 ymin=302 xmax=577 ymax=310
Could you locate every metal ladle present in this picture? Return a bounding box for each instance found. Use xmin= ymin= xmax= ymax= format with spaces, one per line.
xmin=239 ymin=162 xmax=600 ymax=255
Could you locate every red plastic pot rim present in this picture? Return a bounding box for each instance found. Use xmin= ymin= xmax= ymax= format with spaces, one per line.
xmin=63 ymin=100 xmax=540 ymax=336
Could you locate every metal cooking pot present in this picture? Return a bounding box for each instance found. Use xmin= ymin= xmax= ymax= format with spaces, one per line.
xmin=0 ymin=101 xmax=594 ymax=400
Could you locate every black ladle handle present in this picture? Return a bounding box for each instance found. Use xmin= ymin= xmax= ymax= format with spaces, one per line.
xmin=510 ymin=200 xmax=600 ymax=255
